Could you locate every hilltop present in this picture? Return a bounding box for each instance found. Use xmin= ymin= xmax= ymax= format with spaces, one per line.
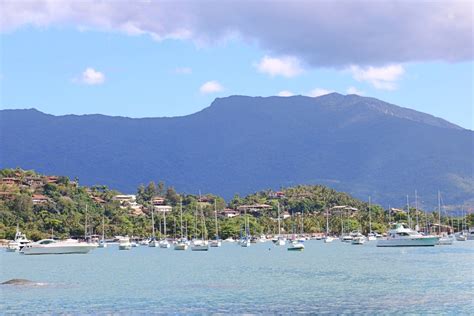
xmin=1 ymin=93 xmax=473 ymax=209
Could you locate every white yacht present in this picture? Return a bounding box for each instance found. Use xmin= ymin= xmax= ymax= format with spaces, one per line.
xmin=6 ymin=228 xmax=30 ymax=252
xmin=287 ymin=240 xmax=304 ymax=251
xmin=191 ymin=240 xmax=209 ymax=251
xmin=159 ymin=239 xmax=170 ymax=248
xmin=210 ymin=239 xmax=222 ymax=247
xmin=21 ymin=239 xmax=97 ymax=255
xmin=118 ymin=237 xmax=132 ymax=250
xmin=174 ymin=238 xmax=189 ymax=250
xmin=367 ymin=232 xmax=377 ymax=241
xmin=377 ymin=223 xmax=439 ymax=247
xmin=438 ymin=234 xmax=454 ymax=245
xmin=352 ymin=235 xmax=366 ymax=245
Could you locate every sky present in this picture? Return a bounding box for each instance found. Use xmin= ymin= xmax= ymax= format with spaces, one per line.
xmin=0 ymin=1 xmax=473 ymax=129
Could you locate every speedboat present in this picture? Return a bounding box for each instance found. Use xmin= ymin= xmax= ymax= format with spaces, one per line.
xmin=324 ymin=236 xmax=334 ymax=243
xmin=210 ymin=239 xmax=222 ymax=247
xmin=456 ymin=233 xmax=467 ymax=241
xmin=367 ymin=232 xmax=377 ymax=241
xmin=438 ymin=235 xmax=454 ymax=245
xmin=148 ymin=238 xmax=159 ymax=247
xmin=6 ymin=229 xmax=31 ymax=252
xmin=21 ymin=239 xmax=97 ymax=255
xmin=287 ymin=241 xmax=304 ymax=251
xmin=118 ymin=237 xmax=132 ymax=250
xmin=191 ymin=240 xmax=209 ymax=251
xmin=174 ymin=238 xmax=189 ymax=250
xmin=272 ymin=236 xmax=286 ymax=246
xmin=352 ymin=236 xmax=366 ymax=245
xmin=159 ymin=239 xmax=170 ymax=248
xmin=377 ymin=223 xmax=439 ymax=247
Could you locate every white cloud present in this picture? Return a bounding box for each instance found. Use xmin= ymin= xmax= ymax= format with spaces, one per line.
xmin=199 ymin=80 xmax=223 ymax=94
xmin=349 ymin=64 xmax=404 ymax=90
xmin=1 ymin=2 xmax=471 ymax=67
xmin=255 ymin=56 xmax=303 ymax=78
xmin=277 ymin=90 xmax=294 ymax=97
xmin=346 ymin=86 xmax=364 ymax=95
xmin=307 ymin=88 xmax=334 ymax=97
xmin=174 ymin=67 xmax=192 ymax=74
xmin=81 ymin=67 xmax=105 ymax=85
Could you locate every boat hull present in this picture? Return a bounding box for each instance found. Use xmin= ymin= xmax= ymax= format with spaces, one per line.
xmin=377 ymin=237 xmax=439 ymax=247
xmin=22 ymin=245 xmax=96 ymax=255
xmin=174 ymin=243 xmax=188 ymax=250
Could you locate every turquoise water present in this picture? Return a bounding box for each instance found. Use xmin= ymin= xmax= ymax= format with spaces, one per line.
xmin=1 ymin=240 xmax=473 ymax=314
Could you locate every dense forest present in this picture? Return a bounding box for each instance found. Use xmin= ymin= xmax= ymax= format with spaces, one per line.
xmin=0 ymin=168 xmax=472 ymax=241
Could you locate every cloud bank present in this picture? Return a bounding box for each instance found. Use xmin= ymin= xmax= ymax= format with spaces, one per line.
xmin=1 ymin=1 xmax=472 ymax=67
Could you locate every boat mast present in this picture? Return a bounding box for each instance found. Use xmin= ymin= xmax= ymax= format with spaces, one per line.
xmin=406 ymin=195 xmax=411 ymax=228
xmin=102 ymin=215 xmax=105 ymax=241
xmin=369 ymin=196 xmax=372 ymax=233
xmin=180 ymin=197 xmax=183 ymax=239
xmin=326 ymin=208 xmax=330 ymax=236
xmin=151 ymin=206 xmax=155 ymax=239
xmin=438 ymin=190 xmax=441 ymax=235
xmin=214 ymin=199 xmax=219 ymax=239
xmin=277 ymin=202 xmax=281 ymax=236
xmin=415 ymin=190 xmax=419 ymax=230
xmin=84 ymin=204 xmax=88 ymax=240
xmin=163 ymin=208 xmax=167 ymax=239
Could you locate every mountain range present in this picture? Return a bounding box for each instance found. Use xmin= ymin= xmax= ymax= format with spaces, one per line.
xmin=1 ymin=93 xmax=473 ymax=209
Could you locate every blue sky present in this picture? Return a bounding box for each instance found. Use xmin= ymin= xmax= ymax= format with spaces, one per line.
xmin=0 ymin=1 xmax=472 ymax=129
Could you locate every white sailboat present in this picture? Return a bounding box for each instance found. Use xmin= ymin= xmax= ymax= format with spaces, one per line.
xmin=98 ymin=216 xmax=107 ymax=248
xmin=273 ymin=203 xmax=286 ymax=246
xmin=437 ymin=191 xmax=454 ymax=245
xmin=324 ymin=208 xmax=333 ymax=243
xmin=191 ymin=193 xmax=209 ymax=251
xmin=240 ymin=208 xmax=251 ymax=247
xmin=149 ymin=207 xmax=159 ymax=247
xmin=210 ymin=200 xmax=222 ymax=247
xmin=367 ymin=197 xmax=377 ymax=241
xmin=175 ymin=198 xmax=189 ymax=250
xmin=159 ymin=209 xmax=170 ymax=248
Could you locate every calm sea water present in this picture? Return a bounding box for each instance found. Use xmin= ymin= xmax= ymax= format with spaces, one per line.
xmin=1 ymin=240 xmax=473 ymax=315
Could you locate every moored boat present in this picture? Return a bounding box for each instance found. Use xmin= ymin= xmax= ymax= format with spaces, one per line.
xmin=287 ymin=241 xmax=304 ymax=251
xmin=21 ymin=239 xmax=97 ymax=255
xmin=118 ymin=237 xmax=132 ymax=250
xmin=377 ymin=223 xmax=439 ymax=247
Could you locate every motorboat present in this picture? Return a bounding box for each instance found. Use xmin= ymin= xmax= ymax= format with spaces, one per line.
xmin=21 ymin=239 xmax=97 ymax=255
xmin=191 ymin=240 xmax=209 ymax=251
xmin=377 ymin=223 xmax=439 ymax=247
xmin=352 ymin=236 xmax=366 ymax=245
xmin=159 ymin=239 xmax=170 ymax=248
xmin=324 ymin=236 xmax=334 ymax=243
xmin=467 ymin=228 xmax=474 ymax=240
xmin=272 ymin=236 xmax=286 ymax=246
xmin=118 ymin=237 xmax=132 ymax=250
xmin=456 ymin=233 xmax=467 ymax=241
xmin=287 ymin=241 xmax=304 ymax=251
xmin=367 ymin=232 xmax=377 ymax=241
xmin=438 ymin=235 xmax=454 ymax=245
xmin=148 ymin=239 xmax=159 ymax=247
xmin=341 ymin=234 xmax=353 ymax=242
xmin=210 ymin=239 xmax=222 ymax=247
xmin=6 ymin=228 xmax=30 ymax=252
xmin=174 ymin=238 xmax=189 ymax=250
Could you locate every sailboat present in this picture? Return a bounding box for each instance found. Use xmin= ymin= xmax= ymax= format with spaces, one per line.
xmin=240 ymin=209 xmax=251 ymax=247
xmin=367 ymin=197 xmax=377 ymax=241
xmin=98 ymin=216 xmax=107 ymax=248
xmin=191 ymin=193 xmax=209 ymax=251
xmin=437 ymin=191 xmax=454 ymax=245
xmin=159 ymin=209 xmax=170 ymax=248
xmin=273 ymin=203 xmax=286 ymax=246
xmin=149 ymin=206 xmax=159 ymax=247
xmin=210 ymin=200 xmax=222 ymax=247
xmin=324 ymin=208 xmax=333 ymax=243
xmin=174 ymin=198 xmax=188 ymax=250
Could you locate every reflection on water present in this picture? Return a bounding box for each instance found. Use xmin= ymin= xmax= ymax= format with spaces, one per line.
xmin=1 ymin=241 xmax=473 ymax=314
